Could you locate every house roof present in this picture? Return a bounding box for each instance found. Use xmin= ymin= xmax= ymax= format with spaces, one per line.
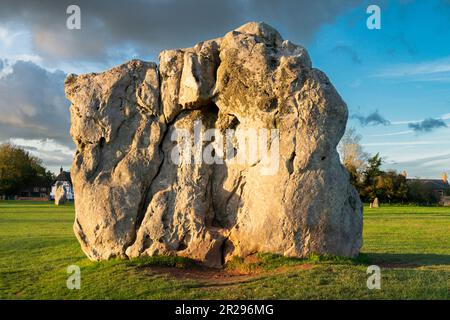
xmin=54 ymin=167 xmax=72 ymax=184
xmin=407 ymin=179 xmax=450 ymax=190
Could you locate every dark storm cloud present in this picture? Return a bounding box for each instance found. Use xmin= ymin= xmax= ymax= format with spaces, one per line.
xmin=0 ymin=59 xmax=72 ymax=147
xmin=352 ymin=111 xmax=391 ymax=126
xmin=0 ymin=0 xmax=362 ymax=171
xmin=0 ymin=0 xmax=361 ymax=64
xmin=408 ymin=118 xmax=447 ymax=133
xmin=331 ymin=45 xmax=362 ymax=64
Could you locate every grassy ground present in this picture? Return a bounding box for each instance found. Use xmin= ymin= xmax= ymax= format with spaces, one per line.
xmin=0 ymin=201 xmax=449 ymax=299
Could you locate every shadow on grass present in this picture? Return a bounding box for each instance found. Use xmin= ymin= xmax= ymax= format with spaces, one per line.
xmin=362 ymin=252 xmax=450 ymax=267
xmin=123 ymin=252 xmax=450 ymax=286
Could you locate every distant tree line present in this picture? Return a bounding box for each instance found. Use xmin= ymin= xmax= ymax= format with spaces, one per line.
xmin=0 ymin=143 xmax=54 ymax=197
xmin=339 ymin=128 xmax=445 ymax=205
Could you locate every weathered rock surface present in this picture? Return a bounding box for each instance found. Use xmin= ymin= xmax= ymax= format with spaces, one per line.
xmin=372 ymin=197 xmax=380 ymax=208
xmin=54 ymin=183 xmax=67 ymax=206
xmin=65 ymin=22 xmax=363 ymax=267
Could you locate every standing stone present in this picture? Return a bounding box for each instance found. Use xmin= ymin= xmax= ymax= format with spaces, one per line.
xmin=54 ymin=183 xmax=67 ymax=206
xmin=65 ymin=22 xmax=363 ymax=266
xmin=372 ymin=197 xmax=380 ymax=208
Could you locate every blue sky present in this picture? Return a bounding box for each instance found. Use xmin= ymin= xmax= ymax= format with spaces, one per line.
xmin=308 ymin=0 xmax=450 ymax=178
xmin=0 ymin=0 xmax=449 ymax=178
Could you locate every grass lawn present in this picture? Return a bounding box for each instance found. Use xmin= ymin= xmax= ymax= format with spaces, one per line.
xmin=0 ymin=201 xmax=449 ymax=299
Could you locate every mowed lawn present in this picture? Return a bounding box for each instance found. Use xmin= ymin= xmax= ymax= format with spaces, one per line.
xmin=0 ymin=201 xmax=449 ymax=299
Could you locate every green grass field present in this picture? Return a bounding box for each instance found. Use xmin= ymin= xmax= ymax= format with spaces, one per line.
xmin=0 ymin=201 xmax=449 ymax=299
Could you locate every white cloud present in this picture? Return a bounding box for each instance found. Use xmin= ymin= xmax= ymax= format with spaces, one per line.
xmin=0 ymin=26 xmax=21 ymax=48
xmin=362 ymin=140 xmax=448 ymax=147
xmin=375 ymin=57 xmax=450 ymax=81
xmin=369 ymin=130 xmax=413 ymax=137
xmin=8 ymin=138 xmax=74 ymax=174
xmin=384 ymin=153 xmax=450 ymax=179
xmin=0 ymin=24 xmax=42 ymax=76
xmin=390 ymin=113 xmax=450 ymax=125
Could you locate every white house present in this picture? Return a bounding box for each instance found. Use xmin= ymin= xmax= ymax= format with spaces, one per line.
xmin=50 ymin=167 xmax=74 ymax=201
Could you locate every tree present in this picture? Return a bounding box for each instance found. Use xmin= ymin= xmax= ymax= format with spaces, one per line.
xmin=361 ymin=153 xmax=383 ymax=201
xmin=374 ymin=170 xmax=408 ymax=203
xmin=364 ymin=153 xmax=382 ymax=181
xmin=0 ymin=143 xmax=54 ymax=197
xmin=338 ymin=127 xmax=368 ymax=188
xmin=407 ymin=180 xmax=440 ymax=205
xmin=338 ymin=129 xmax=443 ymax=205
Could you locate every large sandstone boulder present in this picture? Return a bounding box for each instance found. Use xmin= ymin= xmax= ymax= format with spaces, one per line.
xmin=65 ymin=22 xmax=363 ymax=267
